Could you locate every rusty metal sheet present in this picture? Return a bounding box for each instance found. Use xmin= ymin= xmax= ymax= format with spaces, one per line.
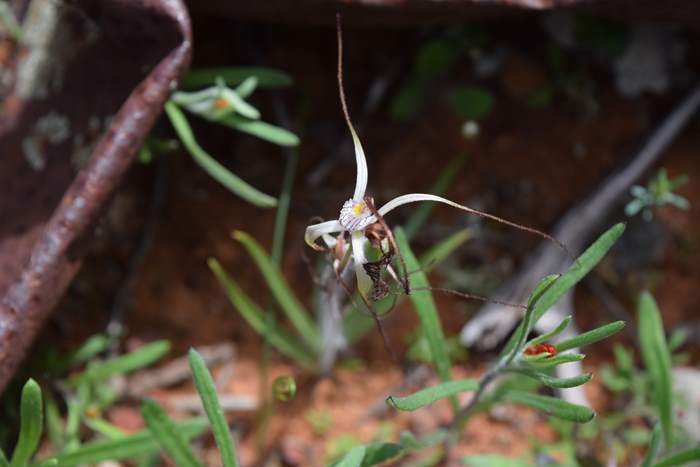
xmin=0 ymin=0 xmax=192 ymax=393
xmin=188 ymin=0 xmax=700 ymax=27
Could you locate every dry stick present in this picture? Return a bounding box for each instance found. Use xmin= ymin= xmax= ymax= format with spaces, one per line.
xmin=106 ymin=156 xmax=167 ymax=347
xmin=461 ymin=82 xmax=700 ymax=350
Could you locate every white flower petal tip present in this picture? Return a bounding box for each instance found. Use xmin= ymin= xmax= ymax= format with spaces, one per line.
xmin=304 ymin=220 xmax=344 ymax=251
xmin=339 ymin=198 xmax=374 ymax=231
xmin=350 ymin=131 xmax=369 ymax=202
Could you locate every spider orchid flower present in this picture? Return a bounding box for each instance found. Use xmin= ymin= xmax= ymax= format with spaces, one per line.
xmin=304 ymin=125 xmax=549 ymax=299
xmin=305 ymin=21 xmax=562 ymax=300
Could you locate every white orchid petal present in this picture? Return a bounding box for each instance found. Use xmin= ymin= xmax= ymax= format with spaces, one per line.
xmin=321 ymin=233 xmax=338 ymax=248
xmin=305 ymin=220 xmax=344 ymax=250
xmin=376 ymin=193 xmax=563 ymax=249
xmin=350 ymin=130 xmax=368 ymax=202
xmin=350 ymin=231 xmax=372 ymax=298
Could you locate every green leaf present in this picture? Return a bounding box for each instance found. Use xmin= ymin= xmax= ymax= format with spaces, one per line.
xmin=415 ymin=39 xmax=458 ymax=78
xmin=220 ymin=115 xmax=300 ymax=147
xmin=404 ymin=153 xmax=469 ymax=239
xmin=208 ymin=258 xmax=316 ymax=368
xmin=556 ymin=321 xmax=625 ymax=352
xmin=360 ymin=442 xmax=404 ymax=466
xmin=395 ymin=228 xmax=453 ymax=397
xmin=463 ymin=454 xmax=532 ymax=467
xmin=234 ymin=77 xmax=258 ymax=99
xmin=526 ymin=315 xmax=572 ymax=348
xmin=84 ymin=418 xmax=127 ymax=440
xmin=10 ymin=379 xmax=43 ymax=467
xmin=165 ymin=101 xmax=277 ymax=208
xmin=501 ymin=223 xmax=626 ymax=360
xmin=505 ymin=274 xmax=560 ymax=364
xmin=233 ymin=231 xmax=320 ymax=351
xmin=638 ymin=291 xmax=674 ymax=448
xmin=44 ymin=395 xmax=63 ymax=451
xmin=528 ymin=353 xmax=585 ymax=369
xmin=66 ymin=334 xmax=110 ymax=367
xmin=39 ymin=419 xmax=206 ymax=467
xmin=390 ymin=79 xmax=425 ymax=121
xmin=503 ymin=390 xmax=595 ymax=423
xmin=418 ymin=229 xmax=471 ymax=270
xmin=613 ymin=344 xmax=634 ymax=374
xmin=398 ymin=429 xmax=448 ymax=452
xmin=71 ymin=341 xmax=170 ymax=386
xmin=182 ymin=67 xmax=292 ymax=89
xmin=334 ymin=445 xmax=366 ymax=467
xmin=641 ymin=424 xmax=661 ymax=467
xmin=448 ymin=86 xmax=494 ymax=120
xmin=141 ymin=399 xmax=203 ymax=467
xmin=386 ymin=379 xmax=478 ymax=412
xmin=653 ymin=447 xmax=700 ymax=467
xmin=511 ymin=368 xmax=592 ymax=389
xmin=1 ymin=450 xmax=9 ymax=467
xmin=188 ymin=349 xmax=239 ymax=467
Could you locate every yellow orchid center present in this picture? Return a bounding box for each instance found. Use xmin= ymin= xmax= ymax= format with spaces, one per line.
xmin=351 ymin=201 xmax=366 ymax=216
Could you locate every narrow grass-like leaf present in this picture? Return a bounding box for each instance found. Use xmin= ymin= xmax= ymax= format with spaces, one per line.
xmin=1 ymin=448 xmax=10 ymax=467
xmin=235 ymin=77 xmax=258 ymax=99
xmin=510 ymin=368 xmax=592 ymax=389
xmin=84 ymin=418 xmax=127 ymax=440
xmin=361 ymin=443 xmax=404 ymax=466
xmin=188 ymin=349 xmax=239 ymax=467
xmin=71 ymin=341 xmax=170 ymax=387
xmin=505 ymin=274 xmax=559 ymax=364
xmin=334 ymin=445 xmax=366 ymax=467
xmin=418 ymin=229 xmax=471 ymax=270
xmin=501 ymin=223 xmax=626 ymax=360
xmin=463 ymin=454 xmax=532 ymax=467
xmin=141 ymin=399 xmax=202 ymax=467
xmin=233 ymin=231 xmax=320 ymax=351
xmin=165 ymin=101 xmax=277 ymax=208
xmin=529 ymin=353 xmax=585 ymax=369
xmin=344 ymin=229 xmax=469 ymax=343
xmin=448 ymin=86 xmax=494 ymax=120
xmin=638 ymin=291 xmax=674 ymax=448
xmin=220 ymin=115 xmax=299 ymax=147
xmin=642 ymin=424 xmax=661 ymax=467
xmin=45 ymin=396 xmax=63 ymax=451
xmin=182 ymin=67 xmax=292 ymax=89
xmin=395 ymin=228 xmax=453 ymax=390
xmin=208 ymin=258 xmax=315 ymax=368
xmin=526 ymin=316 xmax=572 ymax=348
xmin=503 ymin=390 xmax=595 ymax=423
xmin=36 ymin=419 xmax=206 ymax=467
xmin=556 ymin=321 xmax=625 ymax=352
xmin=404 ymin=153 xmax=468 ymax=239
xmin=66 ymin=334 xmax=109 ymax=367
xmin=10 ymin=379 xmax=43 ymax=467
xmin=653 ymin=447 xmax=700 ymax=467
xmin=386 ymin=379 xmax=478 ymax=412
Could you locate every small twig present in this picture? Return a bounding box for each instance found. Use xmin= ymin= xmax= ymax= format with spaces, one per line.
xmin=106 ymin=155 xmax=167 ymax=346
xmin=124 ymin=342 xmax=235 ymax=398
xmin=166 ymin=393 xmax=257 ymax=413
xmin=460 ymin=83 xmax=700 ymax=350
